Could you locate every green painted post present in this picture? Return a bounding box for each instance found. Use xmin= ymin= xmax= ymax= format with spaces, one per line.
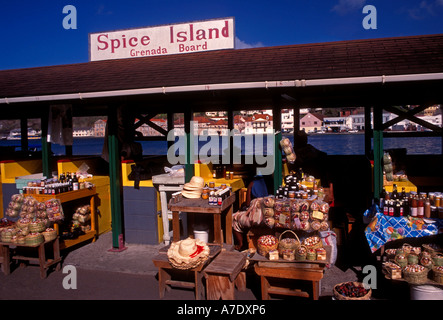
xmin=107 ymin=107 xmax=124 ymax=250
xmin=373 ymin=106 xmax=384 ymax=200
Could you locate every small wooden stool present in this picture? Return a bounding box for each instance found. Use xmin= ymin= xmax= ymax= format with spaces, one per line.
xmin=204 ymin=251 xmax=247 ymax=300
xmin=254 ymin=262 xmax=325 ymax=300
xmin=152 ymin=253 xmax=209 ymax=300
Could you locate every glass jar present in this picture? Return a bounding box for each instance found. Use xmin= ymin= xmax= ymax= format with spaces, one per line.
xmin=208 ymin=181 xmax=215 ymax=188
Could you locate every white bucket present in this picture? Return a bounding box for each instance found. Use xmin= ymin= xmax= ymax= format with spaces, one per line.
xmin=194 ymin=229 xmax=209 ymax=243
xmin=410 ymin=285 xmax=443 ymax=300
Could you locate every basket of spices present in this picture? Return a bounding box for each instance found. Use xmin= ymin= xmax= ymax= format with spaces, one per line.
xmin=278 ymin=230 xmax=300 ymax=255
xmin=403 ymin=264 xmax=429 ymax=284
xmin=395 ymin=253 xmax=408 ymax=269
xmin=302 ymin=236 xmax=323 ymax=251
xmin=296 ymin=245 xmax=307 ymax=261
xmin=432 ymin=253 xmax=443 ymax=267
xmin=432 ymin=266 xmax=443 ymax=284
xmin=25 ymin=232 xmax=44 ymax=246
xmin=29 ymin=219 xmax=45 ymax=233
xmin=257 ymin=235 xmax=279 ymax=257
xmin=333 ymin=281 xmax=372 ymax=300
xmin=408 ymin=252 xmax=419 ymax=265
xmin=420 ymin=256 xmax=434 ymax=269
xmin=42 ymin=228 xmax=57 ymax=242
xmin=306 ymin=248 xmax=317 ymax=261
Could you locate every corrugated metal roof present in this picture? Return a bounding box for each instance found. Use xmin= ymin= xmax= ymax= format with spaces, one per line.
xmin=1 ymin=33 xmax=442 ymax=99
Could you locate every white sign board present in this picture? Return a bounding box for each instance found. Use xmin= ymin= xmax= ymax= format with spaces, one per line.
xmin=89 ymin=18 xmax=234 ymax=61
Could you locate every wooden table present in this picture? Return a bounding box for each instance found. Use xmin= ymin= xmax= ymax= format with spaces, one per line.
xmin=204 ymin=250 xmax=247 ymax=300
xmin=0 ymin=237 xmax=62 ymax=279
xmin=169 ymin=193 xmax=236 ymax=245
xmin=254 ymin=262 xmax=325 ymax=300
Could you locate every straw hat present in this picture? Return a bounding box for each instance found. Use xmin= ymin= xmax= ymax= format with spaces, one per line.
xmin=182 ymin=176 xmax=205 ymax=199
xmin=167 ymin=237 xmax=210 ymax=270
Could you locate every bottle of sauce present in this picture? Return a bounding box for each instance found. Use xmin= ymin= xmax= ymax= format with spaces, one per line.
xmin=391 ymin=184 xmax=398 ymax=200
xmin=424 ymin=197 xmax=431 ymax=218
xmin=410 ymin=194 xmax=418 ymax=217
xmin=388 ymin=200 xmax=395 ymax=217
xmin=417 ymin=194 xmax=424 ymax=218
xmin=401 ymin=187 xmax=407 ymax=200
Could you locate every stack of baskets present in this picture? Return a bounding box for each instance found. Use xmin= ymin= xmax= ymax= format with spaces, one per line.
xmin=386 ymin=243 xmax=443 ymax=284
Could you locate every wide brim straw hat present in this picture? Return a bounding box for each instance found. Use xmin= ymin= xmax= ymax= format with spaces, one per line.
xmin=182 ymin=176 xmax=205 ymax=198
xmin=167 ymin=237 xmax=210 ymax=270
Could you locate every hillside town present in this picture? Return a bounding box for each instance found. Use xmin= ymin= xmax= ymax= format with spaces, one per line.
xmin=1 ymin=105 xmax=441 ymax=140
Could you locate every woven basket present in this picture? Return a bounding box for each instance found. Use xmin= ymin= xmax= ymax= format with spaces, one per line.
xmin=25 ymin=233 xmax=44 ymax=246
xmin=395 ymin=254 xmax=408 ymax=269
xmin=295 ymin=245 xmax=307 ymax=261
xmin=403 ymin=265 xmax=429 ymax=284
xmin=257 ymin=235 xmax=279 ymax=257
xmin=29 ymin=221 xmax=45 ymax=233
xmin=432 ymin=253 xmax=443 ymax=266
xmin=17 ymin=236 xmax=26 ymax=245
xmin=408 ymin=253 xmax=419 ymax=265
xmin=302 ymin=236 xmax=323 ymax=250
xmin=432 ymin=266 xmax=443 ymax=284
xmin=423 ymin=243 xmax=442 ymax=256
xmin=333 ymin=282 xmax=372 ymax=300
xmin=42 ymin=229 xmax=57 ymax=242
xmin=278 ymin=230 xmax=300 ymax=255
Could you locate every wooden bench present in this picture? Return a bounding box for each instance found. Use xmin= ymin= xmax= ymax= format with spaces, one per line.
xmin=204 ymin=250 xmax=247 ymax=300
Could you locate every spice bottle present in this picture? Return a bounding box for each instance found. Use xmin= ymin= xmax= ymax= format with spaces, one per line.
xmin=424 ymin=197 xmax=431 ymax=218
xmin=410 ymin=194 xmax=418 ymax=217
xmin=417 ymin=194 xmax=424 ymax=218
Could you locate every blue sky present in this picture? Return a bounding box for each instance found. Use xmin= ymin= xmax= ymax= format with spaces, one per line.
xmin=0 ymin=0 xmax=442 ymax=70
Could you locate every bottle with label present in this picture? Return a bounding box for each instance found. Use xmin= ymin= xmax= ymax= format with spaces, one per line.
xmin=417 ymin=194 xmax=424 ymax=218
xmin=72 ymin=174 xmax=79 ymax=191
xmin=380 ymin=187 xmax=387 ymax=210
xmin=410 ymin=194 xmax=418 ymax=217
xmin=388 ymin=200 xmax=395 ymax=217
xmin=401 ymin=187 xmax=407 ymax=200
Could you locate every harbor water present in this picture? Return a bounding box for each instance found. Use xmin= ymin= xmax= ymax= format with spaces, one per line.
xmin=0 ymin=133 xmax=441 ymax=157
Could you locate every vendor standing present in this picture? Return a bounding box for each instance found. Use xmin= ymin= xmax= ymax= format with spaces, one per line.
xmin=288 ymin=130 xmax=334 ymax=205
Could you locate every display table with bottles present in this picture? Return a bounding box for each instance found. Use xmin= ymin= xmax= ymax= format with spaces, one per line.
xmin=364 ymin=210 xmax=443 ymax=253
